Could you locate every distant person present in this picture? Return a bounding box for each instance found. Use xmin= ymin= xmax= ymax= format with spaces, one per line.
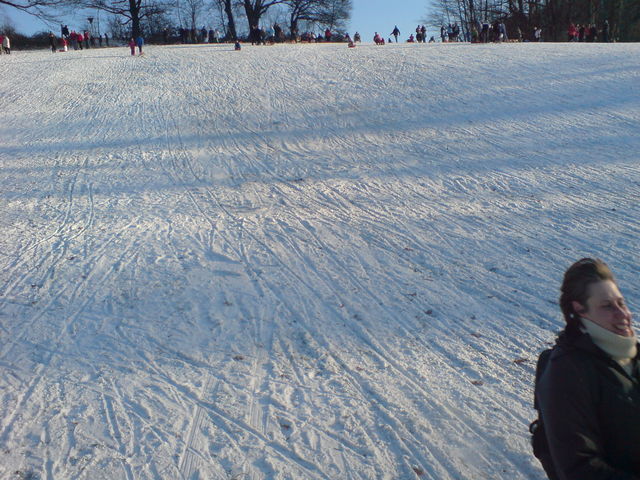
xmin=391 ymin=25 xmax=400 ymax=42
xmin=274 ymin=23 xmax=283 ymax=42
xmin=534 ymin=27 xmax=542 ymax=42
xmin=481 ymin=21 xmax=489 ymax=42
xmin=499 ymin=22 xmax=508 ymax=41
xmin=3 ymin=34 xmax=11 ymax=54
xmin=325 ymin=28 xmax=332 ymax=41
xmin=49 ymin=32 xmax=57 ymax=52
xmin=354 ymin=32 xmax=361 ymax=42
xmin=0 ymin=34 xmax=4 ymax=54
xmin=234 ymin=40 xmax=241 ymax=50
xmin=104 ymin=33 xmax=109 ymax=47
xmin=534 ymin=258 xmax=640 ymax=480
xmin=602 ymin=20 xmax=610 ymax=42
xmin=471 ymin=26 xmax=479 ymax=43
xmin=250 ymin=25 xmax=259 ymax=45
xmin=136 ymin=35 xmax=144 ymax=55
xmin=451 ymin=23 xmax=460 ymax=41
xmin=128 ymin=38 xmax=136 ymax=56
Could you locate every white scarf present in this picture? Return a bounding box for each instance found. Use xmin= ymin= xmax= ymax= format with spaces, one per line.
xmin=581 ymin=318 xmax=637 ymax=375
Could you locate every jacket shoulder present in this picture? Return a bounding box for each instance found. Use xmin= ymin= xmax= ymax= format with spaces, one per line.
xmin=540 ymin=340 xmax=600 ymax=391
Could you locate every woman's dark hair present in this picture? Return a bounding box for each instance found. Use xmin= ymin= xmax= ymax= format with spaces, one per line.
xmin=559 ymin=258 xmax=615 ymax=334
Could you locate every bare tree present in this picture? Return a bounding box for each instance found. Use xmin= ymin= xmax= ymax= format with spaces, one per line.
xmin=106 ymin=12 xmax=127 ymax=38
xmin=283 ymin=0 xmax=316 ymax=34
xmin=0 ymin=0 xmax=72 ymax=24
xmin=180 ymin=0 xmax=205 ymax=29
xmin=314 ymin=0 xmax=351 ymax=31
xmin=211 ymin=0 xmax=237 ymax=39
xmin=242 ymin=0 xmax=285 ymax=30
xmin=0 ymin=0 xmax=65 ymax=14
xmin=74 ymin=0 xmax=167 ymax=38
xmin=283 ymin=0 xmax=351 ymax=34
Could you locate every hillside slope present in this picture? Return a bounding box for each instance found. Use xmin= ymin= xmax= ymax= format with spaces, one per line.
xmin=1 ymin=41 xmax=639 ymax=479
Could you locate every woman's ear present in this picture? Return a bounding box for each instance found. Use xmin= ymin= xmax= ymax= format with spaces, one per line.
xmin=572 ymin=300 xmax=585 ymax=314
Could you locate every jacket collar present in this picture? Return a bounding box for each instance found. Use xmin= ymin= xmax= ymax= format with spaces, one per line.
xmin=558 ymin=329 xmax=640 ymax=359
xmin=557 ymin=330 xmax=640 ymax=380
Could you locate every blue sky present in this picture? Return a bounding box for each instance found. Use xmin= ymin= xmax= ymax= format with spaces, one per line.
xmin=351 ymin=0 xmax=429 ymax=43
xmin=1 ymin=0 xmax=429 ymax=41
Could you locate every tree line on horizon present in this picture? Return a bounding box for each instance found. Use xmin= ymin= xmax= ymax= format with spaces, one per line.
xmin=426 ymin=0 xmax=640 ymax=41
xmin=0 ymin=0 xmax=352 ymax=44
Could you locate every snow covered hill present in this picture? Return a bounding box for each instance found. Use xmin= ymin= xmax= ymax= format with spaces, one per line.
xmin=1 ymin=41 xmax=639 ymax=479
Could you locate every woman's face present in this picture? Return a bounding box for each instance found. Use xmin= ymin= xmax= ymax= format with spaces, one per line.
xmin=576 ymin=280 xmax=634 ymax=337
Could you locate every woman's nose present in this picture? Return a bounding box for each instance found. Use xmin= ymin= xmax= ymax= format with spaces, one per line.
xmin=615 ymin=304 xmax=631 ymax=319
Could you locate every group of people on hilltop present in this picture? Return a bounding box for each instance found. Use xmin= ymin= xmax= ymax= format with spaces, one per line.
xmin=45 ymin=26 xmax=111 ymax=53
xmin=412 ymin=25 xmax=428 ymax=43
xmin=471 ymin=20 xmax=509 ymax=42
xmin=376 ymin=26 xmax=432 ymax=45
xmin=394 ymin=25 xmax=431 ymax=43
xmin=0 ymin=33 xmax=10 ymax=54
xmin=128 ymin=36 xmax=144 ymax=55
xmin=244 ymin=23 xmax=353 ymax=44
xmin=568 ymin=20 xmax=609 ymax=42
xmin=464 ymin=18 xmax=611 ymax=43
xmin=441 ymin=23 xmax=462 ymax=42
xmin=175 ymin=27 xmax=221 ymax=44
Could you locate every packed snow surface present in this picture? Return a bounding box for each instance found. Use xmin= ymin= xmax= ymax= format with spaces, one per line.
xmin=1 ymin=41 xmax=640 ymax=479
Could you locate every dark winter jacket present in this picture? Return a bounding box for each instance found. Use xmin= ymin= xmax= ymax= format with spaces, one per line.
xmin=537 ymin=331 xmax=640 ymax=480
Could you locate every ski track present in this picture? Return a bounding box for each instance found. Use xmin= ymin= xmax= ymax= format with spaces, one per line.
xmin=1 ymin=42 xmax=639 ymax=479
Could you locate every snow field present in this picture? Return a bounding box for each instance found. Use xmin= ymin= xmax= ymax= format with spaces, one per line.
xmin=1 ymin=41 xmax=639 ymax=479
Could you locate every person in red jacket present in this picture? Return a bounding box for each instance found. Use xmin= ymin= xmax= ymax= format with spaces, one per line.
xmin=129 ymin=38 xmax=136 ymax=55
xmin=567 ymin=23 xmax=578 ymax=41
xmin=77 ymin=32 xmax=84 ymax=50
